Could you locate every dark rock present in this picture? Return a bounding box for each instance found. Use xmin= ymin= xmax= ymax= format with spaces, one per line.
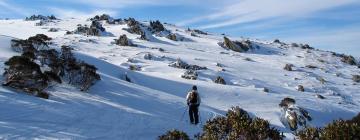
xmin=150 ymin=20 xmax=165 ymax=32
xmin=214 ymin=76 xmax=226 ymax=85
xmin=90 ymin=14 xmax=111 ymax=21
xmin=279 ymin=97 xmax=296 ymax=108
xmin=115 ymin=34 xmax=134 ymax=46
xmin=284 ymin=64 xmax=293 ymax=71
xmin=316 ymin=94 xmax=325 ymax=99
xmin=167 ymin=33 xmax=177 ymax=41
xmin=169 ymin=59 xmax=207 ymax=71
xmin=74 ymin=21 xmax=106 ymax=36
xmin=263 ymin=87 xmax=270 ymax=92
xmin=181 ymin=70 xmax=198 ymax=80
xmin=125 ymin=24 xmax=143 ymax=35
xmin=25 ymin=15 xmax=57 ymax=21
xmin=341 ymin=55 xmax=357 ymax=65
xmin=219 ymin=37 xmax=252 ymax=52
xmin=352 ymin=75 xmax=360 ymax=83
xmin=48 ymin=28 xmax=59 ymax=32
xmin=306 ymin=65 xmax=318 ymax=69
xmin=297 ymin=85 xmax=305 ymax=92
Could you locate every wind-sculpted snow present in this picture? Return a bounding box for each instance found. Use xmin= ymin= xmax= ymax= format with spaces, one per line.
xmin=0 ymin=17 xmax=359 ymax=139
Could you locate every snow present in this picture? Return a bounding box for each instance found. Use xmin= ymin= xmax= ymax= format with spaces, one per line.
xmin=0 ymin=17 xmax=359 ymax=139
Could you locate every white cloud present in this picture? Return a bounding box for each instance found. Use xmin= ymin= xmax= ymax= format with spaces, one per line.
xmin=178 ymin=0 xmax=358 ymax=29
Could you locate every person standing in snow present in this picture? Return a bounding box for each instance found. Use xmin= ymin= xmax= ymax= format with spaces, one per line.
xmin=186 ymin=85 xmax=201 ymax=125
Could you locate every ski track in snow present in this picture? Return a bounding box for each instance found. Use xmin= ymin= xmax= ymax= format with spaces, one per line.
xmin=0 ymin=18 xmax=359 ymax=139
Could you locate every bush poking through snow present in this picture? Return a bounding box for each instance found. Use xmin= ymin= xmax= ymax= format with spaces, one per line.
xmin=284 ymin=64 xmax=293 ymax=71
xmin=298 ymin=127 xmax=321 ymax=140
xmin=115 ymin=35 xmax=134 ymax=46
xmin=2 ymin=56 xmax=49 ymax=98
xmin=158 ymin=129 xmax=190 ymax=140
xmin=199 ymin=106 xmax=282 ymax=140
xmin=129 ymin=65 xmax=141 ymax=71
xmin=297 ymin=85 xmax=305 ymax=92
xmin=352 ymin=75 xmax=360 ymax=83
xmin=181 ymin=70 xmax=198 ymax=80
xmin=214 ymin=76 xmax=226 ymax=85
xmin=298 ymin=114 xmax=360 ymax=140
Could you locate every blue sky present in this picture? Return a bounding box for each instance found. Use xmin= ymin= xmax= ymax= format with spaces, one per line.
xmin=1 ymin=0 xmax=360 ymax=57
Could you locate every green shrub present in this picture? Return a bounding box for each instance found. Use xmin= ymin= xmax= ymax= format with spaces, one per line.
xmin=158 ymin=129 xmax=190 ymax=140
xmin=200 ymin=106 xmax=281 ymax=140
xmin=298 ymin=113 xmax=360 ymax=140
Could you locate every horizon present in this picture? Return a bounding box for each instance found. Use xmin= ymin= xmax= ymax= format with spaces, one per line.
xmin=1 ymin=0 xmax=360 ymax=57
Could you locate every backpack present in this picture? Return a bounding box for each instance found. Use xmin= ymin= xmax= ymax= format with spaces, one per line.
xmin=189 ymin=91 xmax=198 ymax=104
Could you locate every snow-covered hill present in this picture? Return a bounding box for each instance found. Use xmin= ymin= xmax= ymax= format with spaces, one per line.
xmin=0 ymin=16 xmax=359 ymax=139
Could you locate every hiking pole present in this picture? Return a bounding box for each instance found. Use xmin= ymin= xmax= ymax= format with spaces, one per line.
xmin=180 ymin=106 xmax=187 ymax=122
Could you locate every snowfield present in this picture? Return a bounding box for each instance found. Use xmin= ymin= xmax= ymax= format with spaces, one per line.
xmin=0 ymin=17 xmax=359 ymax=139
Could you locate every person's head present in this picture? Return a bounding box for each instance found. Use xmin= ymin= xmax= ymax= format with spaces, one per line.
xmin=192 ymin=85 xmax=197 ymax=91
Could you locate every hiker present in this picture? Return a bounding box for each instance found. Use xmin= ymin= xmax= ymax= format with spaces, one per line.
xmin=186 ymin=85 xmax=201 ymax=125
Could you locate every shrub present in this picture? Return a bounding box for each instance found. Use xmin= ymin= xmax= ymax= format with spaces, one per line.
xmin=298 ymin=127 xmax=321 ymax=140
xmin=199 ymin=106 xmax=281 ymax=140
xmin=158 ymin=129 xmax=190 ymax=140
xmin=299 ymin=116 xmax=360 ymax=140
xmin=3 ymin=56 xmax=48 ymax=96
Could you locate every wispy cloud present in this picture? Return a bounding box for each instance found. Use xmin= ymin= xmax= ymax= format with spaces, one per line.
xmin=0 ymin=0 xmax=29 ymax=16
xmin=178 ymin=0 xmax=358 ymax=29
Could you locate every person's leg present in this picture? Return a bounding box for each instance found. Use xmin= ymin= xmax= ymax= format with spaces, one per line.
xmin=189 ymin=106 xmax=194 ymax=124
xmin=194 ymin=106 xmax=199 ymax=124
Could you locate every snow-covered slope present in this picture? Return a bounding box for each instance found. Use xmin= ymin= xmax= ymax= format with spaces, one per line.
xmin=0 ymin=18 xmax=359 ymax=139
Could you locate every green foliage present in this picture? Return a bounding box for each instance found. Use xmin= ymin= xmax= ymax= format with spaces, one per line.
xmin=158 ymin=129 xmax=190 ymax=140
xmin=298 ymin=113 xmax=360 ymax=140
xmin=200 ymin=106 xmax=282 ymax=140
xmin=298 ymin=127 xmax=321 ymax=140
